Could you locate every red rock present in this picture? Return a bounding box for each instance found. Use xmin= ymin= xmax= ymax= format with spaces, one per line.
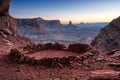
xmin=0 ymin=0 xmax=10 ymax=16
xmin=91 ymin=17 xmax=120 ymax=51
xmin=43 ymin=43 xmax=53 ymax=49
xmin=110 ymin=51 xmax=120 ymax=58
xmin=89 ymin=70 xmax=120 ymax=80
xmin=52 ymin=41 xmax=66 ymax=50
xmin=108 ymin=63 xmax=120 ymax=68
xmin=8 ymin=49 xmax=22 ymax=62
xmin=67 ymin=43 xmax=93 ymax=53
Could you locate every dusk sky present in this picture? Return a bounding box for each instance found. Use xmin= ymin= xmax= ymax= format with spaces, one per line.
xmin=10 ymin=0 xmax=120 ymax=24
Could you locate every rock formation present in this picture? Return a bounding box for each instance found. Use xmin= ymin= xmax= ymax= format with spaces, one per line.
xmin=16 ymin=18 xmax=46 ymax=34
xmin=0 ymin=0 xmax=31 ymax=53
xmin=0 ymin=0 xmax=17 ymax=35
xmin=69 ymin=21 xmax=72 ymax=25
xmin=16 ymin=17 xmax=62 ymax=36
xmin=0 ymin=15 xmax=17 ymax=36
xmin=16 ymin=18 xmax=62 ymax=29
xmin=67 ymin=21 xmax=76 ymax=27
xmin=88 ymin=70 xmax=120 ymax=80
xmin=46 ymin=20 xmax=62 ymax=27
xmin=91 ymin=17 xmax=120 ymax=51
xmin=0 ymin=0 xmax=10 ymax=16
xmin=67 ymin=43 xmax=93 ymax=53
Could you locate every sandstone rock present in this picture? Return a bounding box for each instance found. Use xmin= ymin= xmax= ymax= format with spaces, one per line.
xmin=106 ymin=49 xmax=119 ymax=55
xmin=91 ymin=50 xmax=100 ymax=55
xmin=96 ymin=57 xmax=105 ymax=61
xmin=0 ymin=0 xmax=10 ymax=16
xmin=52 ymin=41 xmax=66 ymax=50
xmin=89 ymin=70 xmax=120 ymax=80
xmin=108 ymin=63 xmax=120 ymax=71
xmin=16 ymin=18 xmax=62 ymax=35
xmin=91 ymin=17 xmax=120 ymax=51
xmin=8 ymin=49 xmax=22 ymax=62
xmin=23 ymin=44 xmax=43 ymax=53
xmin=24 ymin=56 xmax=33 ymax=64
xmin=67 ymin=21 xmax=76 ymax=27
xmin=67 ymin=43 xmax=93 ymax=53
xmin=69 ymin=21 xmax=72 ymax=25
xmin=108 ymin=63 xmax=120 ymax=68
xmin=16 ymin=18 xmax=46 ymax=34
xmin=30 ymin=57 xmax=39 ymax=65
xmin=110 ymin=51 xmax=120 ymax=58
xmin=46 ymin=20 xmax=62 ymax=27
xmin=17 ymin=54 xmax=25 ymax=63
xmin=0 ymin=15 xmax=17 ymax=36
xmin=0 ymin=0 xmax=18 ymax=35
xmin=43 ymin=43 xmax=53 ymax=49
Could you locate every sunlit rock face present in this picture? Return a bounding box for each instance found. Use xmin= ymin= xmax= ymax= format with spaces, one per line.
xmin=91 ymin=17 xmax=120 ymax=51
xmin=0 ymin=0 xmax=10 ymax=16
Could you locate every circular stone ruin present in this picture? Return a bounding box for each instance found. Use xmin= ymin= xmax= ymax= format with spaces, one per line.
xmin=8 ymin=42 xmax=97 ymax=68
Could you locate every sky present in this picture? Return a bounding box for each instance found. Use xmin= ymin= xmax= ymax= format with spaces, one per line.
xmin=10 ymin=0 xmax=120 ymax=24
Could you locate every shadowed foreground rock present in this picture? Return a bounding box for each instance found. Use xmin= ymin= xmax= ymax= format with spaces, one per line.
xmin=0 ymin=0 xmax=10 ymax=16
xmin=0 ymin=0 xmax=17 ymax=35
xmin=67 ymin=43 xmax=93 ymax=53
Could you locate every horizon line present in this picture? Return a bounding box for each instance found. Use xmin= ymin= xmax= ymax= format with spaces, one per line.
xmin=13 ymin=16 xmax=110 ymax=24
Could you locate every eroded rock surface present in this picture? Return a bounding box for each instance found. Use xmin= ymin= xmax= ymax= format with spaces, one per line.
xmin=91 ymin=17 xmax=120 ymax=51
xmin=67 ymin=43 xmax=93 ymax=53
xmin=8 ymin=43 xmax=96 ymax=68
xmin=0 ymin=0 xmax=32 ymax=54
xmin=88 ymin=70 xmax=120 ymax=80
xmin=0 ymin=0 xmax=10 ymax=16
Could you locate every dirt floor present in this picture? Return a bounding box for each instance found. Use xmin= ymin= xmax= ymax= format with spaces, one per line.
xmin=27 ymin=50 xmax=81 ymax=59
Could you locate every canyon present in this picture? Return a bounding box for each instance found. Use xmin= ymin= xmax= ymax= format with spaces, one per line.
xmin=0 ymin=0 xmax=119 ymax=80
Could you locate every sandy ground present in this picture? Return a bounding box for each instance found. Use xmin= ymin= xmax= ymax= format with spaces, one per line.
xmin=27 ymin=50 xmax=81 ymax=59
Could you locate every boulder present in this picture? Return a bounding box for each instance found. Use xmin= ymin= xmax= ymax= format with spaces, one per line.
xmin=8 ymin=49 xmax=22 ymax=62
xmin=67 ymin=43 xmax=93 ymax=53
